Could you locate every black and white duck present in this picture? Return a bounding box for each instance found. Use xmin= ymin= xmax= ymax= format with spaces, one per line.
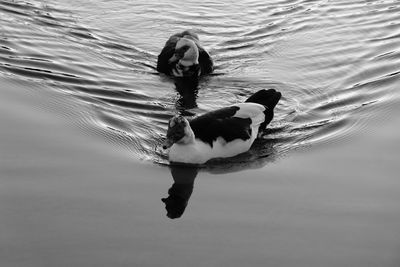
xmin=162 ymin=89 xmax=282 ymax=164
xmin=157 ymin=30 xmax=213 ymax=78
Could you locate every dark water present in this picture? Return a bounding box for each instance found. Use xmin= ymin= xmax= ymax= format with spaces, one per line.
xmin=1 ymin=0 xmax=400 ymax=266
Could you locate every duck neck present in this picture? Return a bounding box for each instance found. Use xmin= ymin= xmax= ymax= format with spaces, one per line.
xmin=178 ymin=125 xmax=195 ymax=145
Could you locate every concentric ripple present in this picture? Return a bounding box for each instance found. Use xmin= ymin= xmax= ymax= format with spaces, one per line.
xmin=1 ymin=0 xmax=399 ymax=167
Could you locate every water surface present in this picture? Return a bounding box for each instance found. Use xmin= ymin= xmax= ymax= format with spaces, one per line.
xmin=2 ymin=0 xmax=399 ymax=164
xmin=1 ymin=0 xmax=400 ymax=266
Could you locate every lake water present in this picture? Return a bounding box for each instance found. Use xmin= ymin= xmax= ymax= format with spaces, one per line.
xmin=1 ymin=0 xmax=400 ymax=266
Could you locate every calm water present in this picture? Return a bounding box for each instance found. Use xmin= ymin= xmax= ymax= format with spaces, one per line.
xmin=1 ymin=0 xmax=400 ymax=266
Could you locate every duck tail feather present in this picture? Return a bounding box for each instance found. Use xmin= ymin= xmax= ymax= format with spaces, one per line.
xmin=245 ymin=89 xmax=281 ymax=110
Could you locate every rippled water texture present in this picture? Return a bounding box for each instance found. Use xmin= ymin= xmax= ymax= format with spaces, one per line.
xmin=2 ymin=1 xmax=400 ymax=266
xmin=1 ymin=0 xmax=400 ymax=167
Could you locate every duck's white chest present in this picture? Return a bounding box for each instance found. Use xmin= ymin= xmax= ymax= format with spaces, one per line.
xmin=168 ymin=130 xmax=257 ymax=164
xmin=168 ymin=140 xmax=211 ymax=164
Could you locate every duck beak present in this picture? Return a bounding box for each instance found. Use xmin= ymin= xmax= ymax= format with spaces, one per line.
xmin=162 ymin=138 xmax=174 ymax=150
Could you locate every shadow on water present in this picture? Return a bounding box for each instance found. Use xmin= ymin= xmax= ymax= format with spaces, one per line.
xmin=174 ymin=77 xmax=199 ymax=110
xmin=161 ymin=138 xmax=278 ymax=219
xmin=169 ymin=74 xmax=224 ymax=112
xmin=162 ymin=165 xmax=198 ymax=219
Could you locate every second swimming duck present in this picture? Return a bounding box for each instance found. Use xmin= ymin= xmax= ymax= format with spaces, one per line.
xmin=157 ymin=30 xmax=213 ymax=78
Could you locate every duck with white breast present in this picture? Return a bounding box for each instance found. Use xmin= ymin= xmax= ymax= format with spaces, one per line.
xmin=163 ymin=89 xmax=282 ymax=164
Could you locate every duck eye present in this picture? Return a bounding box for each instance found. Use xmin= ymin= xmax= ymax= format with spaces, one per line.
xmin=170 ymin=129 xmax=184 ymax=142
xmin=175 ymin=50 xmax=185 ymax=58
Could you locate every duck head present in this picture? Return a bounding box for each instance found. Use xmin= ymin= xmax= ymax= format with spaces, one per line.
xmin=169 ymin=38 xmax=200 ymax=77
xmin=163 ymin=115 xmax=194 ymax=149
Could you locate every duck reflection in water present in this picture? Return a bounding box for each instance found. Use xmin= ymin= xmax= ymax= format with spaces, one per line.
xmin=162 ymin=165 xmax=198 ymax=219
xmin=174 ymin=77 xmax=199 ymax=110
xmin=160 ymin=139 xmax=279 ymax=219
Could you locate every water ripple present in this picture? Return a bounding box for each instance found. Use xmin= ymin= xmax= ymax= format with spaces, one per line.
xmin=1 ymin=0 xmax=399 ymax=167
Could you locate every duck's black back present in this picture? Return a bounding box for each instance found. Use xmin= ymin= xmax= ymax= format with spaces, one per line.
xmin=189 ymin=106 xmax=252 ymax=147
